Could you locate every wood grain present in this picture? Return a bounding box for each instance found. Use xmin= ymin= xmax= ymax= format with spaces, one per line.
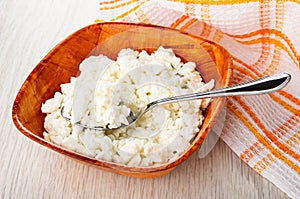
xmin=0 ymin=0 xmax=288 ymax=198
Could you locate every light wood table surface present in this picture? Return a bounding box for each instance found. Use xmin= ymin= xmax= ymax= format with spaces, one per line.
xmin=0 ymin=1 xmax=289 ymax=198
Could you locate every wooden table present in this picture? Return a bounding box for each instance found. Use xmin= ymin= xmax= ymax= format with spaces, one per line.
xmin=0 ymin=1 xmax=289 ymax=198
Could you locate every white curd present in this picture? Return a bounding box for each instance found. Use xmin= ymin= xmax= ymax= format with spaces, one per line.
xmin=42 ymin=47 xmax=214 ymax=166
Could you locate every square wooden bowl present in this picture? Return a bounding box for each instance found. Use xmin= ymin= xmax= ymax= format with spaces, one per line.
xmin=12 ymin=22 xmax=232 ymax=178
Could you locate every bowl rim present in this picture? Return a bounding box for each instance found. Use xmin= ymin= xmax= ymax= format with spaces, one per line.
xmin=12 ymin=22 xmax=233 ymax=174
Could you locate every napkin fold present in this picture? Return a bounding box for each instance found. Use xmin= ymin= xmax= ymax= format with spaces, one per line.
xmin=96 ymin=0 xmax=300 ymax=198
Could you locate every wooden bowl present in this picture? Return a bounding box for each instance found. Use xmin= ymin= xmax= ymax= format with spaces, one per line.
xmin=12 ymin=22 xmax=232 ymax=178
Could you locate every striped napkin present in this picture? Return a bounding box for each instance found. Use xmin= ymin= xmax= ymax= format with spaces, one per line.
xmin=96 ymin=0 xmax=300 ymax=198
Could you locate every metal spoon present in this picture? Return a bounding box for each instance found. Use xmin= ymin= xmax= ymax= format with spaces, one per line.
xmin=61 ymin=72 xmax=291 ymax=131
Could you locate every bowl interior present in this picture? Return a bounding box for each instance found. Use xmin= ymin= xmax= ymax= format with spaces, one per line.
xmin=12 ymin=22 xmax=232 ymax=177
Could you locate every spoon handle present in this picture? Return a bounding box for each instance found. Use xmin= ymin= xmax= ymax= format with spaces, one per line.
xmin=146 ymin=72 xmax=291 ymax=110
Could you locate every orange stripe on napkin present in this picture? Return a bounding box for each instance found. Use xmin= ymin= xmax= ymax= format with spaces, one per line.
xmin=228 ymin=30 xmax=299 ymax=60
xmin=170 ymin=0 xmax=261 ymax=5
xmin=262 ymin=46 xmax=281 ymax=75
xmin=170 ymin=15 xmax=189 ymax=29
xmin=232 ymin=63 xmax=258 ymax=79
xmin=253 ymin=153 xmax=276 ymax=174
xmin=232 ymin=96 xmax=300 ymax=164
xmin=185 ymin=3 xmax=196 ymax=17
xmin=231 ymin=69 xmax=299 ymax=119
xmin=286 ymin=130 xmax=300 ymax=149
xmin=99 ymin=0 xmax=139 ymax=10
xmin=278 ymin=90 xmax=300 ymax=107
xmin=200 ymin=4 xmax=210 ymax=22
xmin=254 ymin=0 xmax=271 ymax=72
xmin=240 ymin=142 xmax=264 ymax=163
xmin=99 ymin=0 xmax=120 ymax=5
xmin=269 ymin=92 xmax=300 ymax=115
xmin=228 ymin=29 xmax=299 ymax=65
xmin=275 ymin=0 xmax=285 ymax=31
xmin=242 ymin=38 xmax=298 ymax=66
xmin=254 ymin=129 xmax=300 ymax=173
xmin=241 ymin=113 xmax=300 ymax=164
xmin=107 ymin=2 xmax=148 ymax=21
xmin=170 ymin=0 xmax=300 ymax=5
xmin=135 ymin=9 xmax=150 ymax=23
xmin=275 ymin=114 xmax=300 ymax=138
xmin=263 ymin=0 xmax=285 ymax=75
xmin=289 ymin=0 xmax=300 ymax=4
xmin=231 ymin=67 xmax=300 ymax=165
xmin=179 ymin=18 xmax=198 ymax=31
xmin=259 ymin=0 xmax=271 ymax=29
xmin=231 ymin=63 xmax=300 ymax=114
xmin=231 ymin=68 xmax=300 ymax=116
xmin=228 ymin=101 xmax=300 ymax=174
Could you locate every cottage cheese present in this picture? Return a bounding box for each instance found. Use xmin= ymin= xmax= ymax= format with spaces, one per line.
xmin=42 ymin=47 xmax=214 ymax=166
